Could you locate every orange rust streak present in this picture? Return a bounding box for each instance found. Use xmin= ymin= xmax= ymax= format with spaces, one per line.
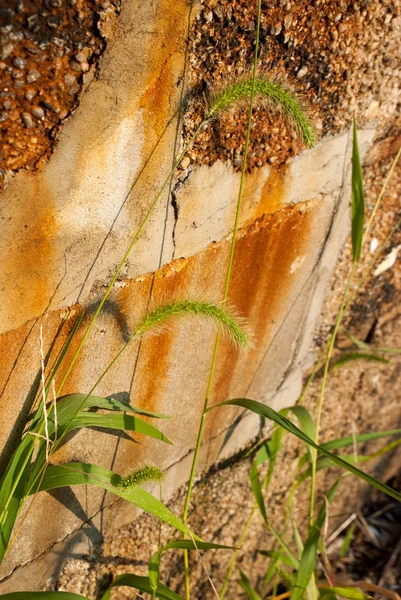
xmin=4 ymin=178 xmax=57 ymax=327
xmin=206 ymin=205 xmax=313 ymax=436
xmin=138 ymin=0 xmax=188 ymax=157
xmin=255 ymin=167 xmax=287 ymax=218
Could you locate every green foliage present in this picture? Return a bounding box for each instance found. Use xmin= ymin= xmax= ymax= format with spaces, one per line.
xmin=100 ymin=574 xmax=184 ymax=600
xmin=210 ymin=398 xmax=401 ymax=502
xmin=208 ymin=78 xmax=315 ymax=148
xmin=134 ymin=300 xmax=250 ymax=349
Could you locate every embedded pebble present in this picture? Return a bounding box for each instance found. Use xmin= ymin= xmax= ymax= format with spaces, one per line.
xmin=1 ymin=43 xmax=14 ymax=60
xmin=297 ymin=65 xmax=308 ymax=78
xmin=13 ymin=57 xmax=27 ymax=69
xmin=26 ymin=69 xmax=41 ymax=83
xmin=64 ymin=73 xmax=76 ymax=86
xmin=22 ymin=112 xmax=33 ymax=128
xmin=32 ymin=107 xmax=45 ymax=119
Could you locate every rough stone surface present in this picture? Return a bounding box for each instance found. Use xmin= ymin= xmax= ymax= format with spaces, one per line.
xmin=0 ymin=0 xmax=121 ymax=185
xmin=0 ymin=0 xmax=400 ymax=595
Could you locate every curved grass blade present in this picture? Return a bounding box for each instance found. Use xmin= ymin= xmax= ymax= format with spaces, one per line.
xmin=298 ymin=437 xmax=401 ymax=485
xmin=0 ymin=594 xmax=89 ymax=600
xmin=54 ymin=393 xmax=169 ymax=425
xmin=250 ymin=459 xmax=267 ymax=524
xmin=238 ymin=569 xmax=263 ymax=600
xmin=101 ymin=574 xmax=184 ymax=600
xmin=333 ymin=352 xmax=390 ymax=369
xmin=210 ymin=399 xmax=401 ymax=502
xmin=289 ymin=480 xmax=340 ymax=600
xmin=65 ymin=412 xmax=172 ymax=444
xmin=320 ymin=587 xmax=371 ymax=600
xmin=351 ymin=120 xmax=365 ymax=263
xmin=37 ymin=463 xmax=190 ymax=535
xmin=289 ymin=406 xmax=315 ymax=462
xmin=320 ymin=429 xmax=401 ymax=452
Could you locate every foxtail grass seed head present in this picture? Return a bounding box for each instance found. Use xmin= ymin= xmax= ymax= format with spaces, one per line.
xmin=133 ymin=300 xmax=251 ymax=349
xmin=119 ymin=465 xmax=163 ymax=488
xmin=207 ymin=77 xmax=315 ymax=149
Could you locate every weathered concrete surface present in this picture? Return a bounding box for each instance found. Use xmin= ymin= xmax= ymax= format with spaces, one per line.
xmin=0 ymin=0 xmax=394 ymax=593
xmin=1 ymin=184 xmax=354 ymax=585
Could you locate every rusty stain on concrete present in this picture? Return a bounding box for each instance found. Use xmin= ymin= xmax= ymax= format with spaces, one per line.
xmin=255 ymin=167 xmax=287 ymax=218
xmin=205 ymin=203 xmax=314 ymax=437
xmin=0 ymin=176 xmax=57 ymax=329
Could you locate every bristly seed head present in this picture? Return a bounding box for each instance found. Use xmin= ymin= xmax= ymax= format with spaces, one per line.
xmin=206 ymin=77 xmax=316 ymax=149
xmin=119 ymin=465 xmax=163 ymax=488
xmin=133 ymin=300 xmax=251 ymax=349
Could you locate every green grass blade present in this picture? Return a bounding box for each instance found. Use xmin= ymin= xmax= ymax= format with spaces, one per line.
xmin=149 ymin=549 xmax=161 ymax=593
xmin=298 ymin=437 xmax=401 ymax=485
xmin=0 ymin=436 xmax=36 ymax=562
xmin=320 ymin=429 xmax=401 ymax=451
xmin=333 ymin=352 xmax=390 ymax=369
xmin=0 ymin=594 xmax=89 ymax=600
xmin=162 ymin=540 xmax=234 ymax=552
xmin=210 ymin=399 xmax=401 ymax=502
xmin=249 ymin=459 xmax=268 ymax=524
xmin=351 ymin=120 xmax=365 ymax=262
xmin=101 ymin=574 xmax=184 ymax=600
xmin=290 ymin=406 xmax=316 ymax=461
xmin=321 ymin=587 xmax=370 ymax=600
xmin=258 ymin=550 xmax=294 ymax=568
xmin=54 ymin=393 xmax=169 ymax=427
xmin=66 ymin=412 xmax=172 ymax=444
xmin=340 ymin=522 xmax=357 ymax=558
xmin=238 ymin=570 xmax=264 ymax=600
xmin=289 ymin=480 xmax=340 ymax=600
xmin=38 ymin=463 xmax=190 ymax=535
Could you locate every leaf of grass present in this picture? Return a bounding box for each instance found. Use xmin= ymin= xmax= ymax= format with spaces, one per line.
xmin=238 ymin=570 xmax=264 ymax=600
xmin=250 ymin=458 xmax=268 ymax=524
xmin=66 ymin=412 xmax=172 ymax=444
xmin=333 ymin=352 xmax=390 ymax=369
xmin=290 ymin=406 xmax=316 ymax=461
xmin=320 ymin=429 xmax=401 ymax=452
xmin=210 ymin=399 xmax=401 ymax=502
xmin=351 ymin=120 xmax=365 ymax=262
xmin=289 ymin=480 xmax=340 ymax=600
xmin=101 ymin=574 xmax=184 ymax=600
xmin=320 ymin=587 xmax=371 ymax=600
xmin=38 ymin=463 xmax=190 ymax=535
xmin=54 ymin=393 xmax=169 ymax=427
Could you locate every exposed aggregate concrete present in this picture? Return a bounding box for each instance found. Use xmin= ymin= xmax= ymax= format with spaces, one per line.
xmin=183 ymin=0 xmax=400 ymax=171
xmin=0 ymin=0 xmax=121 ymax=186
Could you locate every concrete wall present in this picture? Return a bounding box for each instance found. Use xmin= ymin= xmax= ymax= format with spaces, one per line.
xmin=0 ymin=0 xmax=399 ymax=592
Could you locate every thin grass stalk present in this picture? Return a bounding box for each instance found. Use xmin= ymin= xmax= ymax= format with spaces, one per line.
xmin=309 ymin=261 xmax=356 ymax=525
xmin=181 ymin=2 xmax=262 ymax=597
xmin=220 ymin=353 xmax=325 ymax=593
xmin=362 ymin=145 xmax=401 ymax=246
xmin=220 ymin=507 xmax=256 ymax=598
